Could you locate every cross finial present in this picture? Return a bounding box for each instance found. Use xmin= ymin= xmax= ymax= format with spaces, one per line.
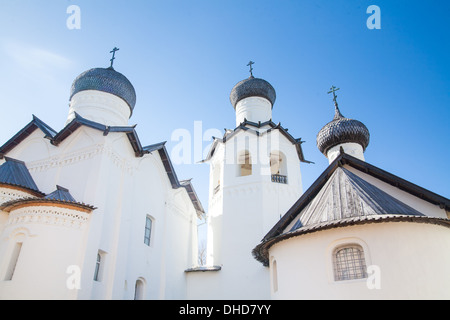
xmin=327 ymin=85 xmax=344 ymax=119
xmin=327 ymin=85 xmax=340 ymax=106
xmin=247 ymin=61 xmax=255 ymax=77
xmin=109 ymin=47 xmax=120 ymax=68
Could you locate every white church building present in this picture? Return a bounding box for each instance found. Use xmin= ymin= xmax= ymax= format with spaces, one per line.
xmin=0 ymin=56 xmax=449 ymax=300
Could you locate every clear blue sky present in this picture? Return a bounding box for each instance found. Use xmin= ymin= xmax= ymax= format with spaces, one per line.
xmin=0 ymin=0 xmax=448 ymax=217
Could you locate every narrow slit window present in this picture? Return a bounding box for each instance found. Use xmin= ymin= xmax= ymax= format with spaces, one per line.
xmin=144 ymin=216 xmax=153 ymax=246
xmin=94 ymin=253 xmax=101 ymax=281
xmin=4 ymin=242 xmax=22 ymax=281
xmin=94 ymin=250 xmax=106 ymax=282
xmin=272 ymin=259 xmax=278 ymax=293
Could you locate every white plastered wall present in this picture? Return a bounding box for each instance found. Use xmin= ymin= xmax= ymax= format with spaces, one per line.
xmin=0 ymin=123 xmax=199 ymax=300
xmin=235 ymin=97 xmax=272 ymax=126
xmin=187 ymin=126 xmax=303 ymax=300
xmin=269 ymin=222 xmax=450 ymax=300
xmin=67 ymin=90 xmax=131 ymax=126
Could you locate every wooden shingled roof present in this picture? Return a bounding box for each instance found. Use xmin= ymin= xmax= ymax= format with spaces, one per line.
xmin=252 ymin=152 xmax=450 ymax=266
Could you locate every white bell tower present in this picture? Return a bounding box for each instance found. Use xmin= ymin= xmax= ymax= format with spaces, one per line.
xmin=198 ymin=66 xmax=311 ymax=299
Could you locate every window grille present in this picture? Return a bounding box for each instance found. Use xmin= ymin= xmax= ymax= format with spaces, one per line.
xmin=334 ymin=245 xmax=368 ymax=281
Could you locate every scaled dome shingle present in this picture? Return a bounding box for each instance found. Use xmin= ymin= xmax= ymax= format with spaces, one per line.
xmin=230 ymin=76 xmax=276 ymax=109
xmin=316 ymin=107 xmax=370 ymax=156
xmin=70 ymin=67 xmax=136 ymax=113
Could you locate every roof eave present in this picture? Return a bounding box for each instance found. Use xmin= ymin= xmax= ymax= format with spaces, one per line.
xmin=0 ymin=198 xmax=96 ymax=213
xmin=0 ymin=116 xmax=56 ymax=155
xmin=1 ymin=114 xmax=205 ymax=218
xmin=253 ymin=214 xmax=450 ymax=267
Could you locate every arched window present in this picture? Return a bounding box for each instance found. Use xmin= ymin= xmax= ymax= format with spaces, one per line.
xmin=134 ymin=278 xmax=146 ymax=300
xmin=333 ymin=245 xmax=368 ymax=281
xmin=238 ymin=150 xmax=252 ymax=177
xmin=270 ymin=151 xmax=287 ymax=184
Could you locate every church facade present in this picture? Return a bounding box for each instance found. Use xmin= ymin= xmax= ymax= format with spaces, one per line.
xmin=0 ymin=58 xmax=449 ymax=300
xmin=0 ymin=65 xmax=204 ymax=299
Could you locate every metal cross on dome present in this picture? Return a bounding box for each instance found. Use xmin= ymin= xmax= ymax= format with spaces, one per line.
xmin=109 ymin=47 xmax=120 ymax=68
xmin=328 ymin=85 xmax=340 ymax=106
xmin=247 ymin=61 xmax=255 ymax=77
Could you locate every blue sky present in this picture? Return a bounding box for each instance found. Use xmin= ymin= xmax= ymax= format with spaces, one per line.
xmin=0 ymin=0 xmax=448 ymax=216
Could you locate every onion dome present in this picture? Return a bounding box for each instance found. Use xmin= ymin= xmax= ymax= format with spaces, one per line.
xmin=230 ymin=76 xmax=276 ymax=109
xmin=70 ymin=67 xmax=136 ymax=114
xmin=317 ymin=104 xmax=370 ymax=156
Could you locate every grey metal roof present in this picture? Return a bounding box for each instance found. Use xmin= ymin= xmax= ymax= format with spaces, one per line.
xmin=0 ymin=115 xmax=57 ymax=157
xmin=70 ymin=67 xmax=136 ymax=114
xmin=32 ymin=115 xmax=58 ymax=138
xmin=230 ymin=76 xmax=276 ymax=109
xmin=180 ymin=179 xmax=206 ymax=218
xmin=0 ymin=113 xmax=205 ymax=218
xmin=316 ymin=106 xmax=370 ymax=155
xmin=0 ymin=157 xmax=40 ymax=192
xmin=44 ymin=185 xmax=77 ymax=202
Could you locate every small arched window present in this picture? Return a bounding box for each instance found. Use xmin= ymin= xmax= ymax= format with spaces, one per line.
xmin=238 ymin=150 xmax=252 ymax=177
xmin=270 ymin=151 xmax=287 ymax=184
xmin=134 ymin=278 xmax=146 ymax=300
xmin=333 ymin=245 xmax=368 ymax=281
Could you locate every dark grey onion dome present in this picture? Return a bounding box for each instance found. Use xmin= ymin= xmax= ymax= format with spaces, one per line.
xmin=230 ymin=76 xmax=276 ymax=109
xmin=317 ymin=106 xmax=370 ymax=156
xmin=70 ymin=67 xmax=136 ymax=114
